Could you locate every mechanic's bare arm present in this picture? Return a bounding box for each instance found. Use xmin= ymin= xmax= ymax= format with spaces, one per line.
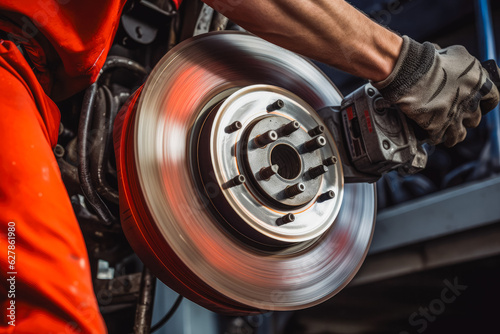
xmin=202 ymin=0 xmax=402 ymax=81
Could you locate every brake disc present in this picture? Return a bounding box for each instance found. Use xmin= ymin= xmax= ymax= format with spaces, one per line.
xmin=114 ymin=31 xmax=376 ymax=314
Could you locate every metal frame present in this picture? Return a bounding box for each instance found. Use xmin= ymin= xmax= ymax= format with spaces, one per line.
xmin=369 ymin=175 xmax=500 ymax=255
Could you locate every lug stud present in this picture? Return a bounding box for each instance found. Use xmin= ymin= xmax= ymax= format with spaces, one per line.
xmin=308 ymin=125 xmax=325 ymax=137
xmin=267 ymin=99 xmax=285 ymax=111
xmin=321 ymin=190 xmax=336 ymax=201
xmin=259 ymin=164 xmax=279 ymax=180
xmin=279 ymin=213 xmax=295 ymax=225
xmin=324 ymin=156 xmax=337 ymax=166
xmin=319 ymin=190 xmax=335 ymax=202
xmin=231 ymin=175 xmax=246 ymax=186
xmin=225 ymin=121 xmax=242 ymax=133
xmin=308 ymin=165 xmax=328 ymax=179
xmin=280 ymin=121 xmax=300 ymax=136
xmin=255 ymin=130 xmax=278 ymax=147
xmin=285 ymin=182 xmax=305 ymax=198
xmin=304 ymin=136 xmax=326 ymax=152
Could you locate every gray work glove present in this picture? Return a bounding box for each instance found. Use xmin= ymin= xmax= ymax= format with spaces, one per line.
xmin=373 ymin=36 xmax=500 ymax=147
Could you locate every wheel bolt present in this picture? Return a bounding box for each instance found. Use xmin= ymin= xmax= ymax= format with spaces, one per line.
xmin=267 ymin=99 xmax=285 ymax=111
xmin=285 ymin=182 xmax=305 ymax=198
xmin=280 ymin=213 xmax=295 ymax=225
xmin=308 ymin=165 xmax=328 ymax=179
xmin=231 ymin=175 xmax=246 ymax=186
xmin=308 ymin=125 xmax=325 ymax=137
xmin=259 ymin=164 xmax=279 ymax=180
xmin=255 ymin=130 xmax=278 ymax=147
xmin=280 ymin=120 xmax=300 ymax=136
xmin=225 ymin=121 xmax=242 ymax=133
xmin=321 ymin=190 xmax=336 ymax=201
xmin=305 ymin=136 xmax=326 ymax=152
xmin=324 ymin=156 xmax=337 ymax=166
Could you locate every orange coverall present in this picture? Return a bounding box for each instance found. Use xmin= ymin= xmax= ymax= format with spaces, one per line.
xmin=0 ymin=0 xmax=181 ymax=332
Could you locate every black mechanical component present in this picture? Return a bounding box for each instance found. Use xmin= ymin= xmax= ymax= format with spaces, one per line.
xmin=304 ymin=136 xmax=327 ymax=152
xmin=279 ymin=120 xmax=301 ymax=136
xmin=267 ymin=99 xmax=285 ymax=111
xmin=230 ymin=175 xmax=246 ymax=187
xmin=279 ymin=213 xmax=296 ymax=225
xmin=308 ymin=165 xmax=329 ymax=179
xmin=192 ymin=2 xmax=230 ymax=36
xmin=259 ymin=164 xmax=279 ymax=180
xmin=94 ymin=272 xmax=142 ymax=311
xmin=285 ymin=183 xmax=306 ymax=198
xmin=338 ymin=85 xmax=427 ymax=179
xmin=54 ymin=144 xmax=65 ymax=158
xmin=120 ymin=0 xmax=177 ymax=47
xmin=225 ymin=121 xmax=243 ymax=133
xmin=133 ymin=267 xmax=156 ymax=334
xmin=321 ymin=190 xmax=336 ymax=201
xmin=308 ymin=125 xmax=325 ymax=137
xmin=324 ymin=156 xmax=338 ymax=166
xmin=318 ymin=84 xmax=427 ymax=183
xmin=79 ymin=82 xmax=116 ymax=225
xmin=77 ymin=56 xmax=147 ymax=225
xmin=90 ymin=86 xmax=119 ymax=204
xmin=254 ymin=129 xmax=278 ymax=147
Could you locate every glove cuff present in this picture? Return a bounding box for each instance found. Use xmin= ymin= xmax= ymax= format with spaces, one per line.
xmin=373 ymin=36 xmax=436 ymax=102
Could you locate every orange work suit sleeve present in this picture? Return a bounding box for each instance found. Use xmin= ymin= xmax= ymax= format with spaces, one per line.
xmin=0 ymin=40 xmax=106 ymax=334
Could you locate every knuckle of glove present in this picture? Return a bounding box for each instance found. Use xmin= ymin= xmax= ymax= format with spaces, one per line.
xmin=443 ymin=124 xmax=467 ymax=147
xmin=462 ymin=106 xmax=482 ymax=128
xmin=439 ymin=44 xmax=472 ymax=61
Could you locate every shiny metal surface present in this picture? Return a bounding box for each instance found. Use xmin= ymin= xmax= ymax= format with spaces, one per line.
xmin=198 ymin=85 xmax=344 ymax=244
xmin=129 ymin=31 xmax=376 ymax=312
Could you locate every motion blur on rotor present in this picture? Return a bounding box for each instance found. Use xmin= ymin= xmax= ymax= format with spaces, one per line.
xmin=113 ymin=31 xmax=376 ymax=314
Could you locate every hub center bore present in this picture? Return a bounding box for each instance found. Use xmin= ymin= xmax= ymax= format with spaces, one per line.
xmin=271 ymin=144 xmax=301 ymax=180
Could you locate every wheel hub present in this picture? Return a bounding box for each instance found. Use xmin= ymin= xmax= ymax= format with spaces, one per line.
xmin=196 ymin=85 xmax=344 ymax=245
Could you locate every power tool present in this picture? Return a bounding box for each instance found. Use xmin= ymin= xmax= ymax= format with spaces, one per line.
xmin=321 ymin=59 xmax=500 ymax=183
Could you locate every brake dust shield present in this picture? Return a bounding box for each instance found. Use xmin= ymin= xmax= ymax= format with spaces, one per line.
xmin=113 ymin=31 xmax=376 ymax=314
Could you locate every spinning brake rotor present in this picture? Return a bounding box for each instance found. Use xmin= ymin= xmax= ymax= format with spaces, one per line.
xmin=114 ymin=31 xmax=376 ymax=314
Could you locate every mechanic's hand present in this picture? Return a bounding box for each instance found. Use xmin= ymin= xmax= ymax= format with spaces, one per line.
xmin=373 ymin=36 xmax=500 ymax=147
